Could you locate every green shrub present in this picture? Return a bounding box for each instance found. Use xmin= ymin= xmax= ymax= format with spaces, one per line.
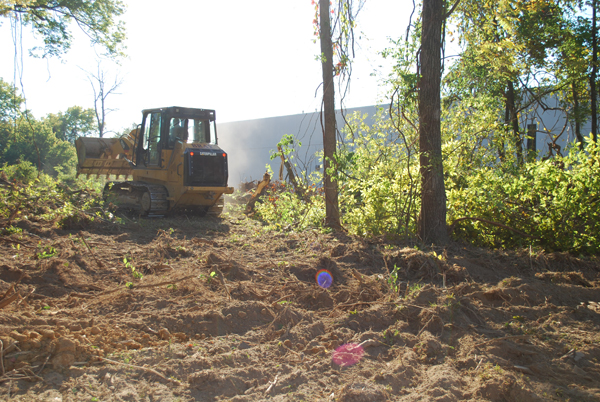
xmin=250 ymin=111 xmax=600 ymax=254
xmin=1 ymin=160 xmax=38 ymax=184
xmin=448 ymin=136 xmax=600 ymax=253
xmin=254 ymin=182 xmax=325 ymax=231
xmin=254 ymin=110 xmax=421 ymax=237
xmin=0 ymin=167 xmax=107 ymax=228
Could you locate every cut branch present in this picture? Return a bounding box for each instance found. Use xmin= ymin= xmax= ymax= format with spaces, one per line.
xmin=0 ymin=293 xmax=19 ymax=310
xmin=78 ymin=233 xmax=104 ymax=268
xmin=277 ymin=145 xmax=307 ymax=201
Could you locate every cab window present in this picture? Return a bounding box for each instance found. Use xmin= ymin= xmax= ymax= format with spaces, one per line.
xmin=143 ymin=112 xmax=161 ymax=165
xmin=166 ymin=117 xmax=217 ymax=146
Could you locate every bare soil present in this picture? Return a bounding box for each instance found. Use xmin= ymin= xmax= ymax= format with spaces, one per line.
xmin=1 ymin=207 xmax=600 ymax=401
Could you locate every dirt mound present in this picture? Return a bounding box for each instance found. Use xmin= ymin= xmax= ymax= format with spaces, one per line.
xmin=1 ymin=211 xmax=600 ymax=401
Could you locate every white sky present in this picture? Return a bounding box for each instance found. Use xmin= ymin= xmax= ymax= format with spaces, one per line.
xmin=0 ymin=1 xmax=409 ymax=134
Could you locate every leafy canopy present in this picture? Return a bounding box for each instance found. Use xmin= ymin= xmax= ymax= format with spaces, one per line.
xmin=0 ymin=0 xmax=126 ymax=58
xmin=0 ymin=78 xmax=77 ymax=179
xmin=45 ymin=106 xmax=97 ymax=144
xmin=0 ymin=78 xmax=24 ymax=120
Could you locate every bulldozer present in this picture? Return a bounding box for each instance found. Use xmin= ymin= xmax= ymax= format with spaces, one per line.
xmin=75 ymin=106 xmax=234 ymax=216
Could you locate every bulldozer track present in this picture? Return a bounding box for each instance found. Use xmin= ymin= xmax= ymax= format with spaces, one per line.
xmin=207 ymin=195 xmax=224 ymax=216
xmin=104 ymin=181 xmax=169 ymax=216
xmin=141 ymin=183 xmax=169 ymax=216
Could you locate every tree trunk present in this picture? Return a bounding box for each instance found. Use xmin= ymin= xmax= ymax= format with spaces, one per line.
xmin=319 ymin=0 xmax=341 ymax=229
xmin=572 ymin=81 xmax=584 ymax=149
xmin=526 ymin=123 xmax=536 ymax=162
xmin=98 ymin=92 xmax=106 ymax=138
xmin=419 ymin=0 xmax=448 ymax=245
xmin=506 ymin=81 xmax=522 ymax=164
xmin=592 ymin=0 xmax=598 ymax=142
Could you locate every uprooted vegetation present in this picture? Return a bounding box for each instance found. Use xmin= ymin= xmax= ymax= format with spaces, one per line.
xmin=0 ymin=178 xmax=599 ymax=401
xmin=256 ymin=116 xmax=600 ymax=255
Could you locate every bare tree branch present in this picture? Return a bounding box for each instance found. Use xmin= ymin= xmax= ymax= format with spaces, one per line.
xmin=82 ymin=62 xmax=123 ymax=137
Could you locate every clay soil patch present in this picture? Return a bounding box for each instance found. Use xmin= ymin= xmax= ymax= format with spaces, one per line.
xmin=1 ymin=211 xmax=600 ymax=401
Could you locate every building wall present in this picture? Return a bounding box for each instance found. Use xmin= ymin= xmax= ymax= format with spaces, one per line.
xmin=217 ymin=100 xmax=591 ymax=188
xmin=520 ymin=95 xmax=591 ymax=158
xmin=217 ymin=105 xmax=381 ymax=187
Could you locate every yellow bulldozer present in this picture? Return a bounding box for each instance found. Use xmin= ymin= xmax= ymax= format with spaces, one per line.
xmin=75 ymin=106 xmax=233 ymax=216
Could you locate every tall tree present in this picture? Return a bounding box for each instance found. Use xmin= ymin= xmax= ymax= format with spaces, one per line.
xmin=419 ymin=0 xmax=449 ymax=244
xmin=1 ymin=0 xmax=126 ymax=58
xmin=84 ymin=63 xmax=123 ymax=138
xmin=449 ymin=0 xmax=593 ymax=160
xmin=0 ymin=77 xmax=23 ymax=121
xmin=319 ymin=0 xmax=341 ymax=229
xmin=592 ymin=0 xmax=598 ymax=141
xmin=0 ymin=78 xmax=76 ymax=177
xmin=45 ymin=106 xmax=97 ymax=143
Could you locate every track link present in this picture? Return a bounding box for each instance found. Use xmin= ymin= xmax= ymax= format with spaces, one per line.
xmin=207 ymin=195 xmax=225 ymax=217
xmin=104 ymin=181 xmax=169 ymax=216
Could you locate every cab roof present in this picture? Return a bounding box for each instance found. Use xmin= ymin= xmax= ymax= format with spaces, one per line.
xmin=141 ymin=106 xmax=216 ymax=120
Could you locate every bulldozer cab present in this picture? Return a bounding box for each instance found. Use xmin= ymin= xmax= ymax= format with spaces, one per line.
xmin=136 ymin=106 xmax=217 ymax=167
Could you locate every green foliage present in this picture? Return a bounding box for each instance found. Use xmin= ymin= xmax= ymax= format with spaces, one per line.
xmin=254 ymin=109 xmax=421 ymax=236
xmin=336 ymin=109 xmax=420 ymax=236
xmin=0 ymin=79 xmax=24 ymax=121
xmin=1 ymin=160 xmax=38 ymax=183
xmin=0 ymin=115 xmax=77 ymax=178
xmin=36 ymin=245 xmax=57 ymax=259
xmin=45 ymin=106 xmax=97 ymax=144
xmin=254 ymin=182 xmax=325 ymax=231
xmin=0 ymin=78 xmax=78 ymax=179
xmin=409 ymin=283 xmax=423 ymax=296
xmin=388 ymin=264 xmax=401 ymax=293
xmin=124 ymin=257 xmax=142 ymax=279
xmin=254 ymin=109 xmax=600 ymax=254
xmin=448 ymin=136 xmax=600 ymax=254
xmin=254 ymin=0 xmax=599 ymax=256
xmin=1 ymin=0 xmax=127 ymax=58
xmin=0 ymin=167 xmax=107 ymax=228
xmin=445 ymin=0 xmax=596 ymax=163
xmin=1 ymin=225 xmax=22 ymax=236
xmin=269 ymin=134 xmax=301 ymax=161
xmin=254 ymin=136 xmax=325 ymax=231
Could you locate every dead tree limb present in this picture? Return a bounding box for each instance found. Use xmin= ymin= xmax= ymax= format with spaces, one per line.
xmin=78 ymin=233 xmax=104 ymax=268
xmin=277 ymin=145 xmax=307 ymax=202
xmin=245 ymin=172 xmax=271 ymax=215
xmin=0 ymin=237 xmax=36 ymax=249
xmin=0 ymin=294 xmax=20 ymax=310
xmin=2 ymin=284 xmax=15 ymax=300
